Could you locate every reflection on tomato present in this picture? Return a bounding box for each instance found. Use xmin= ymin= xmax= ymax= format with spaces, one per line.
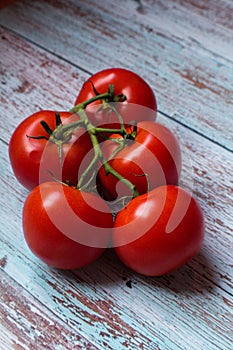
xmin=23 ymin=182 xmax=113 ymax=269
xmin=97 ymin=121 xmax=181 ymax=200
xmin=9 ymin=110 xmax=93 ymax=190
xmin=75 ymin=68 xmax=157 ymax=127
xmin=113 ymin=185 xmax=205 ymax=276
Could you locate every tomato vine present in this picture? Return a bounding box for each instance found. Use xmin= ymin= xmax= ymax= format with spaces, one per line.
xmin=9 ymin=67 xmax=204 ymax=275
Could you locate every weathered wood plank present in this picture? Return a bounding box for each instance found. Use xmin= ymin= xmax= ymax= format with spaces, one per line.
xmin=1 ymin=231 xmax=233 ymax=350
xmin=1 ymin=106 xmax=232 ymax=294
xmin=1 ymin=237 xmax=232 ymax=350
xmin=0 ymin=0 xmax=232 ymax=150
xmin=167 ymin=0 xmax=233 ymax=31
xmin=0 ymin=112 xmax=232 ymax=349
xmin=0 ymin=2 xmax=233 ymax=349
xmin=0 ymin=269 xmax=98 ymax=350
xmin=0 ymin=27 xmax=89 ymax=145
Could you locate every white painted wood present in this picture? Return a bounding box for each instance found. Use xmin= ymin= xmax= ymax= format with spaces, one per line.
xmin=0 ymin=27 xmax=89 ymax=145
xmin=0 ymin=116 xmax=232 ymax=348
xmin=0 ymin=270 xmax=97 ymax=349
xmin=0 ymin=0 xmax=232 ymax=150
xmin=0 ymin=0 xmax=232 ymax=349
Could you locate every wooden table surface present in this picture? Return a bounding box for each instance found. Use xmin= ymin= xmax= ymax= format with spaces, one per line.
xmin=0 ymin=1 xmax=232 ymax=349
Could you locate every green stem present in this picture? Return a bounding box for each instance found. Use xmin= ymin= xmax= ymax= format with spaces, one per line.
xmin=76 ymin=149 xmax=99 ymax=190
xmin=106 ymin=141 xmax=125 ymax=161
xmin=76 ymin=109 xmax=100 ymax=189
xmin=69 ymin=89 xmax=126 ymax=114
xmin=103 ymin=161 xmax=139 ymax=198
xmin=37 ymin=85 xmax=138 ymax=197
xmin=69 ymin=85 xmax=128 ymax=136
xmin=110 ymin=104 xmax=125 ymax=129
xmin=94 ymin=127 xmax=125 ymax=134
xmin=76 ymin=109 xmax=139 ymax=198
xmin=70 ymin=92 xmax=110 ymax=113
xmin=53 ymin=119 xmax=84 ymax=139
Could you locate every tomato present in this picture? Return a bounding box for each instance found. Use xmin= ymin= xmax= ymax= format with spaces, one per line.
xmin=97 ymin=121 xmax=181 ymax=201
xmin=9 ymin=110 xmax=93 ymax=190
xmin=113 ymin=185 xmax=205 ymax=276
xmin=22 ymin=182 xmax=113 ymax=269
xmin=75 ymin=68 xmax=157 ymax=127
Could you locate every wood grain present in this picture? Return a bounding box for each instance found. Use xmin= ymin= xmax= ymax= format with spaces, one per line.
xmin=0 ymin=27 xmax=88 ymax=145
xmin=0 ymin=270 xmax=98 ymax=349
xmin=0 ymin=0 xmax=232 ymax=150
xmin=0 ymin=0 xmax=232 ymax=349
xmin=0 ymin=119 xmax=232 ymax=348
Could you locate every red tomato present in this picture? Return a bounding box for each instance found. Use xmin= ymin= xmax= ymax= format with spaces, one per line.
xmin=23 ymin=182 xmax=113 ymax=269
xmin=75 ymin=68 xmax=157 ymax=127
xmin=97 ymin=121 xmax=181 ymax=200
xmin=113 ymin=185 xmax=205 ymax=276
xmin=9 ymin=110 xmax=93 ymax=190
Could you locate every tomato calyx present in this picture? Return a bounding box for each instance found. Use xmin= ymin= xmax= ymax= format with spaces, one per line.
xmin=75 ymin=108 xmax=140 ymax=198
xmin=66 ymin=85 xmax=140 ymax=198
xmin=26 ymin=113 xmax=84 ymax=163
xmin=70 ymin=83 xmax=127 ymax=114
xmin=26 ymin=85 xmax=141 ymax=199
xmin=107 ymin=83 xmax=127 ymax=103
xmin=125 ymin=122 xmax=138 ymax=141
xmin=87 ymin=81 xmax=126 ymax=105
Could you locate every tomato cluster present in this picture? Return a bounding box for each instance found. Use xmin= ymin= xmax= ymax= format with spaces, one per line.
xmin=9 ymin=68 xmax=205 ymax=276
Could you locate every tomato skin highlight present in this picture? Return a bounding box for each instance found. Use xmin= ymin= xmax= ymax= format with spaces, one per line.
xmin=22 ymin=182 xmax=113 ymax=269
xmin=113 ymin=186 xmax=205 ymax=276
xmin=75 ymin=68 xmax=157 ymax=127
xmin=9 ymin=110 xmax=92 ymax=190
xmin=97 ymin=121 xmax=181 ymax=200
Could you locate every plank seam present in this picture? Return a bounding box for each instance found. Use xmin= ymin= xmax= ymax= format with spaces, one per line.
xmin=1 ymin=25 xmax=232 ymax=154
xmin=158 ymin=110 xmax=233 ymax=153
xmin=0 ymin=25 xmax=93 ymax=76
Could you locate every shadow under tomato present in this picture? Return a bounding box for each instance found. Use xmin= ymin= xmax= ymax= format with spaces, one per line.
xmin=52 ymin=244 xmax=219 ymax=295
xmin=141 ymin=247 xmax=219 ymax=295
xmin=53 ymin=248 xmax=124 ymax=287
